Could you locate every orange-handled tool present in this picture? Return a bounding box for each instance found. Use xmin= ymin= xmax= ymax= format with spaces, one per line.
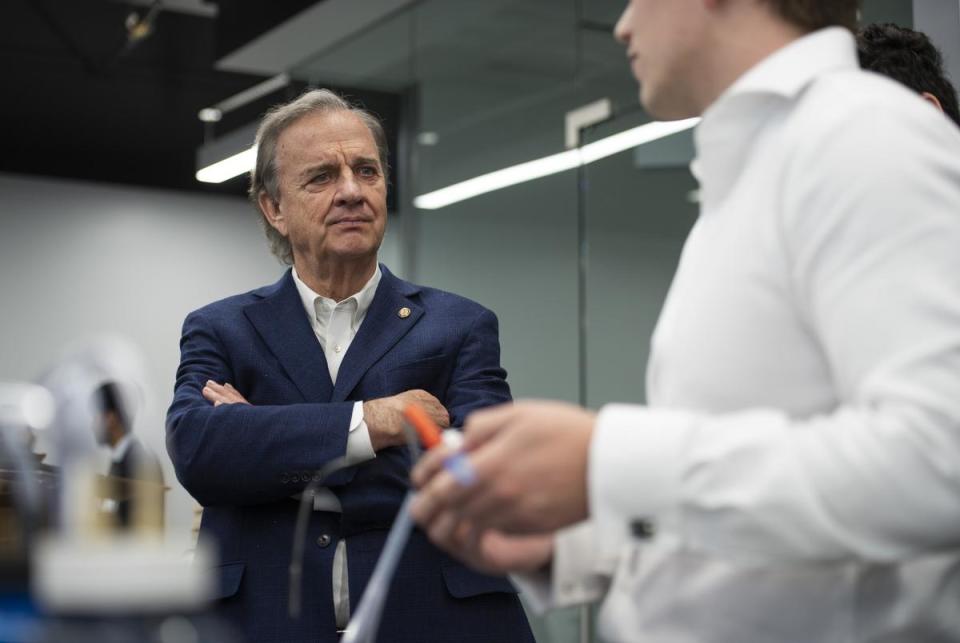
xmin=403 ymin=404 xmax=443 ymax=449
xmin=403 ymin=404 xmax=475 ymax=486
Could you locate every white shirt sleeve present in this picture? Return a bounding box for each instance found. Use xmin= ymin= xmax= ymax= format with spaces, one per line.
xmin=342 ymin=401 xmax=375 ymax=465
xmin=590 ymin=107 xmax=960 ymax=565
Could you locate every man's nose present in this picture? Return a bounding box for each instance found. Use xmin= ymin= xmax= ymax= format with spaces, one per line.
xmin=334 ymin=170 xmax=363 ymax=207
xmin=613 ymin=5 xmax=631 ymax=45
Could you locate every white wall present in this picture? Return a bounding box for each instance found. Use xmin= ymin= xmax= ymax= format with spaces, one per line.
xmin=0 ymin=172 xmax=402 ymax=544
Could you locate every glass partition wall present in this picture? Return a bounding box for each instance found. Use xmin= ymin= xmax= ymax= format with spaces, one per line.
xmin=289 ymin=1 xmax=915 ymax=640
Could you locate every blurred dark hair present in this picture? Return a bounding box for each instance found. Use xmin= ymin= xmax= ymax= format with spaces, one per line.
xmin=96 ymin=382 xmax=130 ymax=433
xmin=767 ymin=0 xmax=859 ymax=32
xmin=857 ymin=23 xmax=960 ymax=126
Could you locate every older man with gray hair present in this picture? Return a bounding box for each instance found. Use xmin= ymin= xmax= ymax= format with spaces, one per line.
xmin=167 ymin=89 xmax=533 ymax=643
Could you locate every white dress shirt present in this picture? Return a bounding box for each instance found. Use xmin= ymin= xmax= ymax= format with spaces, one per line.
xmin=100 ymin=433 xmax=135 ymax=514
xmin=520 ymin=28 xmax=960 ymax=642
xmin=292 ymin=264 xmax=379 ymax=495
xmin=292 ymin=264 xmax=381 ymax=629
xmin=110 ymin=432 xmax=134 ymax=464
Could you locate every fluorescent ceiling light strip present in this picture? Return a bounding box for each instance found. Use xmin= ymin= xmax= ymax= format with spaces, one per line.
xmin=196 ymin=146 xmax=257 ymax=184
xmin=413 ymin=150 xmax=582 ymax=210
xmin=414 ymin=117 xmax=700 ymax=210
xmin=578 ymin=117 xmax=700 ymax=164
xmin=195 ymin=118 xmax=701 ymax=192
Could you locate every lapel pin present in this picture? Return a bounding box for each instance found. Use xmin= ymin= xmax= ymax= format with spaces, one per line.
xmin=398 ymin=307 xmax=411 ymax=319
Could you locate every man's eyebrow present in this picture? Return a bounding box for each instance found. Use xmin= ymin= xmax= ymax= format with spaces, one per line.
xmin=298 ymin=162 xmax=337 ymax=179
xmin=351 ymin=155 xmax=381 ymax=168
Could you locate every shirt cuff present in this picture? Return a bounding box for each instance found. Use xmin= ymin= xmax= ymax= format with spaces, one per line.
xmin=342 ymin=401 xmax=375 ymax=466
xmin=589 ymin=404 xmax=697 ymax=557
xmin=510 ymin=522 xmax=609 ymax=612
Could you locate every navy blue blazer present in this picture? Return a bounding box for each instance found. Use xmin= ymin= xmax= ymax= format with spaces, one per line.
xmin=166 ymin=266 xmax=533 ymax=643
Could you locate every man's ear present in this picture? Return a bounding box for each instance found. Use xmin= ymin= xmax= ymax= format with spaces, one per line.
xmin=258 ymin=190 xmax=286 ymax=236
xmin=921 ymin=91 xmax=945 ymax=115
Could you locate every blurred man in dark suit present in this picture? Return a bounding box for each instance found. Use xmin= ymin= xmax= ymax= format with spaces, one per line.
xmin=96 ymin=381 xmax=163 ymax=527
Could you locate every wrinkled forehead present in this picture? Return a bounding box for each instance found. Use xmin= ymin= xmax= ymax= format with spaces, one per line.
xmin=276 ymin=110 xmax=379 ymax=168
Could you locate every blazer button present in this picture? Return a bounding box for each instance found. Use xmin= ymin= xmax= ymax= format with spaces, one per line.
xmin=316 ymin=534 xmax=332 ymax=548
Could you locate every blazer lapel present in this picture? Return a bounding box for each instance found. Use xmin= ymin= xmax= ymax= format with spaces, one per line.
xmin=244 ymin=271 xmax=335 ymax=403
xmin=332 ymin=266 xmax=423 ymax=402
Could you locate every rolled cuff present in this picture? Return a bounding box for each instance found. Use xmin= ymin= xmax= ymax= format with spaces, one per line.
xmin=510 ymin=522 xmax=608 ymax=612
xmin=589 ymin=404 xmax=697 ymax=557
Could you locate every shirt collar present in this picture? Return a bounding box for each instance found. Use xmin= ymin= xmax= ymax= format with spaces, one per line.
xmin=692 ymin=28 xmax=858 ymax=206
xmin=111 ymin=433 xmax=133 ymax=463
xmin=709 ymin=27 xmax=858 ymax=110
xmin=292 ymin=263 xmax=382 ymax=325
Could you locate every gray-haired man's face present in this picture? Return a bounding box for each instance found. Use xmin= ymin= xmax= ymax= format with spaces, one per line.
xmin=260 ymin=111 xmax=387 ymax=267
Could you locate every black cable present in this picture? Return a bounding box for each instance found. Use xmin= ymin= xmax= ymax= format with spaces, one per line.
xmin=288 ymin=420 xmax=423 ymax=619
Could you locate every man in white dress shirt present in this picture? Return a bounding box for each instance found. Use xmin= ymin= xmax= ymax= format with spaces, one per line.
xmin=411 ymin=1 xmax=960 ymax=641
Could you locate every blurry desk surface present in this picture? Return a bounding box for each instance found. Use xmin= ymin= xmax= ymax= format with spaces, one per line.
xmin=0 ymin=467 xmax=59 ymax=493
xmin=0 ymin=469 xmax=171 ymax=499
xmin=0 ymin=467 xmax=170 ymax=536
xmin=94 ymin=474 xmax=170 ymax=500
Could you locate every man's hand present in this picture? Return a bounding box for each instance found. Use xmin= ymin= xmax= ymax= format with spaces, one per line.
xmin=364 ymin=389 xmax=450 ymax=451
xmin=411 ymin=400 xmax=594 ymax=534
xmin=419 ymin=509 xmax=555 ymax=576
xmin=203 ymin=381 xmax=251 ymax=406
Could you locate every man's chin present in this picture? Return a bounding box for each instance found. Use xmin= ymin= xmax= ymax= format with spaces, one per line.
xmin=327 ymin=241 xmax=381 ymax=262
xmin=641 ymin=88 xmax=700 ymax=122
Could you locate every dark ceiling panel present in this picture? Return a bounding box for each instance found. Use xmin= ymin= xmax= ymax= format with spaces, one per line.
xmin=214 ymin=0 xmax=321 ymax=61
xmin=2 ymin=0 xmax=269 ymax=195
xmin=1 ymin=0 xmax=404 ymax=203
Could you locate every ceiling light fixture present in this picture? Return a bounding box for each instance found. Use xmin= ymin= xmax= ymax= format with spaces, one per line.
xmin=413 ymin=117 xmax=700 ymax=210
xmin=194 ymin=74 xmax=290 ymax=184
xmin=197 ymin=108 xmax=223 ymax=123
xmin=195 ymin=146 xmax=256 ymax=184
